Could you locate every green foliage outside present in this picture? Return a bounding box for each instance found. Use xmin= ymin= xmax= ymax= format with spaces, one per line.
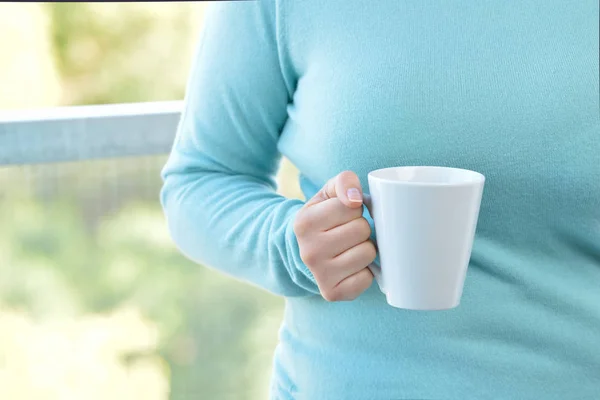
xmin=0 ymin=3 xmax=302 ymax=399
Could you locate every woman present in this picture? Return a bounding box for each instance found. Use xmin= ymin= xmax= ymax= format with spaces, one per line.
xmin=161 ymin=1 xmax=599 ymax=399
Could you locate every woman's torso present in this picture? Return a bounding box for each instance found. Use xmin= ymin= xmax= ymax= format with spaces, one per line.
xmin=273 ymin=1 xmax=600 ymax=398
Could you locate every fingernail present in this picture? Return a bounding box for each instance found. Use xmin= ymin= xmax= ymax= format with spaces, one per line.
xmin=347 ymin=188 xmax=362 ymax=202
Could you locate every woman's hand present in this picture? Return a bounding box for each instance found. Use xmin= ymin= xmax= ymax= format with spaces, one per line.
xmin=294 ymin=171 xmax=377 ymax=301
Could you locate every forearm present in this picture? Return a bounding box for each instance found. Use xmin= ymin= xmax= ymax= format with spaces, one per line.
xmin=161 ymin=168 xmax=319 ymax=297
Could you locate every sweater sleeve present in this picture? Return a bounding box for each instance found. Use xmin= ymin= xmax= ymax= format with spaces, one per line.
xmin=160 ymin=1 xmax=319 ymax=297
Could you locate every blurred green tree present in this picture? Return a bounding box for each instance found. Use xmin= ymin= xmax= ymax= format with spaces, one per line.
xmin=46 ymin=2 xmax=204 ymax=105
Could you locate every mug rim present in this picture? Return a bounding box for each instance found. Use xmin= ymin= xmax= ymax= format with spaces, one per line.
xmin=367 ymin=166 xmax=485 ymax=187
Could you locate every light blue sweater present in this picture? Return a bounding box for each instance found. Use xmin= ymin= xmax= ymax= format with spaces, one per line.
xmin=161 ymin=1 xmax=600 ymax=399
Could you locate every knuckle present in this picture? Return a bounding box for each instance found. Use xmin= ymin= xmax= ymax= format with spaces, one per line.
xmin=357 ymin=218 xmax=372 ymax=238
xmin=365 ymin=242 xmax=377 ymax=262
xmin=350 ymin=206 xmax=364 ymax=219
xmin=293 ymin=214 xmax=310 ymax=236
xmin=300 ymin=247 xmax=320 ymax=267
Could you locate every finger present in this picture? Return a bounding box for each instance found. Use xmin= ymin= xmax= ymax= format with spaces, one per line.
xmin=333 ymin=171 xmax=364 ymax=208
xmin=320 ymin=217 xmax=372 ymax=258
xmin=329 ymin=268 xmax=374 ymax=301
xmin=306 ymin=171 xmax=364 ymax=209
xmin=301 ymin=198 xmax=364 ymax=232
xmin=328 ymin=240 xmax=377 ymax=282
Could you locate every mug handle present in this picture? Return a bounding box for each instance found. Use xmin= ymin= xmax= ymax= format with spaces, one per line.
xmin=368 ymin=260 xmax=385 ymax=294
xmin=363 ymin=194 xmax=385 ymax=294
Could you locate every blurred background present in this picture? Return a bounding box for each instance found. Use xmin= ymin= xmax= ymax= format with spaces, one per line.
xmin=0 ymin=3 xmax=302 ymax=399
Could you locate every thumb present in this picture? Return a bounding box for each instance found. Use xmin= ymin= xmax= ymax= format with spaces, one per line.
xmin=307 ymin=170 xmax=364 ymax=209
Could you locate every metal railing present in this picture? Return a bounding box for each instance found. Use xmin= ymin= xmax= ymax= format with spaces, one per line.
xmin=0 ymin=101 xmax=182 ymax=166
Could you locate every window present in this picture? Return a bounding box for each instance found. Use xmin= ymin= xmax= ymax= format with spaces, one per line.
xmin=0 ymin=3 xmax=301 ymax=399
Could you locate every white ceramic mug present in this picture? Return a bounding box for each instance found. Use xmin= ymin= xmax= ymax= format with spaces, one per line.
xmin=365 ymin=166 xmax=485 ymax=310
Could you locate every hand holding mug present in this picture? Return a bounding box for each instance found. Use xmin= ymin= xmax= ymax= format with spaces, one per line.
xmin=294 ymin=166 xmax=485 ymax=310
xmin=293 ymin=171 xmax=377 ymax=302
